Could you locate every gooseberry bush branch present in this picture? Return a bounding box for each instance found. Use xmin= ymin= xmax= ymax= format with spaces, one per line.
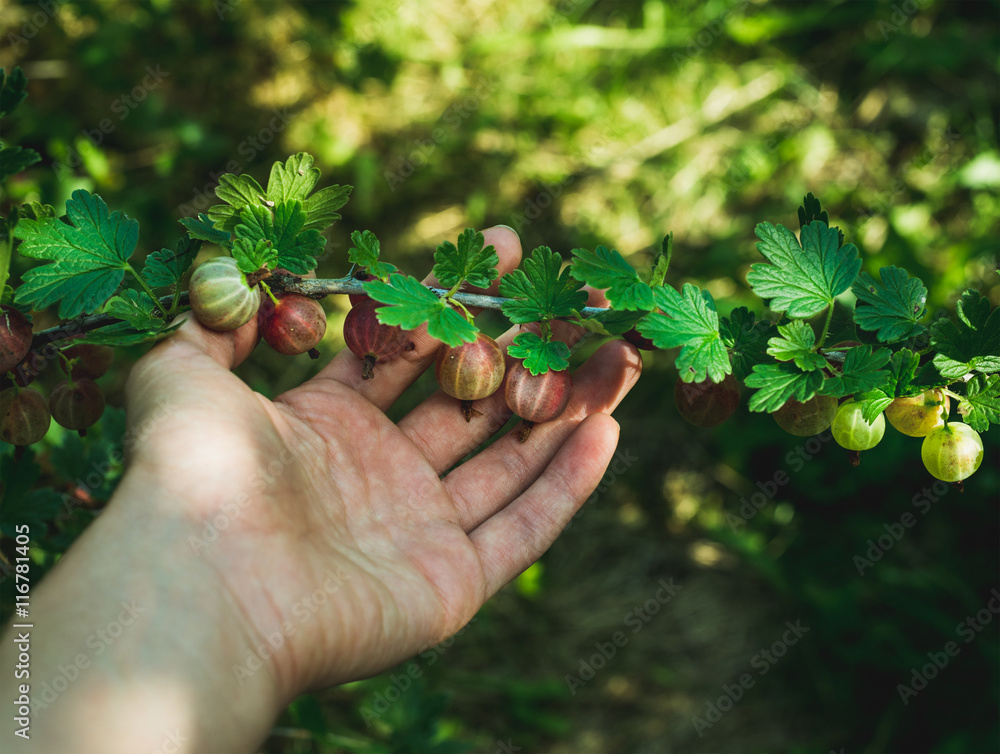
xmin=1 ymin=65 xmax=997 ymax=486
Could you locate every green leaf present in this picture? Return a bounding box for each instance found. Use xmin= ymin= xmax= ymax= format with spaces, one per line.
xmin=179 ymin=213 xmax=231 ymax=247
xmin=499 ymin=246 xmax=587 ymax=324
xmin=233 ymin=200 xmax=326 ymax=275
xmin=364 ymin=274 xmax=477 ymax=347
xmin=797 ymin=193 xmax=844 ymax=247
xmin=591 ymin=308 xmax=645 ymax=336
xmin=0 ymin=145 xmax=41 ymax=181
xmin=818 ymin=345 xmax=891 ymax=398
xmin=104 ymin=289 xmax=163 ymax=329
xmin=746 ymin=362 xmax=824 ymax=412
xmin=432 ymin=228 xmax=499 ymax=291
xmin=13 ymin=190 xmax=137 ymax=318
xmin=570 ymin=245 xmax=653 ymax=311
xmin=301 ymin=184 xmax=352 ymax=233
xmin=141 ymin=237 xmax=200 ymax=289
xmin=73 ymin=319 xmax=182 ymax=347
xmin=851 ymin=266 xmax=928 ymax=343
xmin=930 ymin=289 xmax=1000 ymax=379
xmin=856 ymin=348 xmax=926 ymax=422
xmin=207 ymin=173 xmax=267 ymax=233
xmin=0 ymin=67 xmax=29 ymax=118
xmin=348 ymin=230 xmax=398 ymax=281
xmin=637 ymin=283 xmax=729 ymax=382
xmin=747 ymin=221 xmax=861 ymax=318
xmin=719 ymin=307 xmax=777 ymax=381
xmin=958 ymin=374 xmax=1000 ymax=431
xmin=507 ymin=332 xmax=571 ymax=375
xmin=649 ymin=233 xmax=673 ymax=288
xmin=766 ymin=320 xmax=827 ymax=372
xmin=266 ymin=152 xmax=322 ymax=206
xmin=232 ymin=238 xmax=278 ymax=275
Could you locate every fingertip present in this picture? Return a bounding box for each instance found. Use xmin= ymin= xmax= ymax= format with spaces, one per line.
xmin=483 ymin=225 xmax=523 ymax=275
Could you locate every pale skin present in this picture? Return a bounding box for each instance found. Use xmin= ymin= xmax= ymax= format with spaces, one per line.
xmin=0 ymin=226 xmax=642 ymax=753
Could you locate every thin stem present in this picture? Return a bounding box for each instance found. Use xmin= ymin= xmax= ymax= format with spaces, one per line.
xmin=28 ymin=276 xmax=611 ymax=345
xmin=126 ymin=263 xmax=168 ymax=315
xmin=816 ymin=303 xmax=834 ymax=349
xmin=260 ymin=280 xmax=280 ymax=306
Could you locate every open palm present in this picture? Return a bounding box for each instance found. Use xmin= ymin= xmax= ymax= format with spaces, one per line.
xmin=124 ymin=226 xmax=641 ymax=699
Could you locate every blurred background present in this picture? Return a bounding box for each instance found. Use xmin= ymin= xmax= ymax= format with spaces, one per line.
xmin=1 ymin=0 xmax=998 ymax=752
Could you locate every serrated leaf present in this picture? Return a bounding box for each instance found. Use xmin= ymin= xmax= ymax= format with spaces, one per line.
xmin=179 ymin=213 xmax=231 ymax=247
xmin=104 ymin=288 xmax=163 ymax=329
xmin=959 ymin=374 xmax=1000 ymax=431
xmin=13 ymin=190 xmax=137 ymax=318
xmin=302 ymin=184 xmax=352 ymax=233
xmin=234 ymin=200 xmax=325 ymax=275
xmin=569 ymin=245 xmax=653 ymax=311
xmin=931 ymin=289 xmax=1000 ymax=379
xmin=719 ymin=307 xmax=776 ymax=381
xmin=818 ymin=345 xmax=891 ymax=398
xmin=142 ymin=237 xmax=200 ymax=288
xmin=797 ymin=193 xmax=845 ymax=246
xmin=499 ymin=246 xmax=587 ymax=324
xmin=851 ymin=266 xmax=928 ymax=342
xmin=507 ymin=332 xmax=570 ymax=375
xmin=232 ymin=238 xmax=278 ymax=275
xmin=348 ymin=230 xmax=397 ymax=281
xmin=747 ymin=221 xmax=861 ymax=318
xmin=432 ymin=228 xmax=499 ymax=291
xmin=0 ymin=67 xmax=29 ymax=118
xmin=637 ymin=283 xmax=729 ymax=382
xmin=207 ymin=173 xmax=268 ymax=233
xmin=745 ymin=362 xmax=824 ymax=413
xmin=364 ymin=274 xmax=477 ymax=347
xmin=266 ymin=152 xmax=321 ymax=206
xmin=766 ymin=320 xmax=827 ymax=372
xmin=0 ymin=145 xmax=41 ymax=181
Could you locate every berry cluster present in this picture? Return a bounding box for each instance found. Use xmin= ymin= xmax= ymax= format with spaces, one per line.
xmin=2 ymin=143 xmax=996 ymax=490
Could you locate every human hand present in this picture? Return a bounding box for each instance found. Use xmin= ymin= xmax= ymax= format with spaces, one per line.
xmin=1 ymin=226 xmax=641 ymax=753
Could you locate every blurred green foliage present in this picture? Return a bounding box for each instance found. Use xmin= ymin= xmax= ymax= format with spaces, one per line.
xmin=1 ymin=0 xmax=998 ymax=752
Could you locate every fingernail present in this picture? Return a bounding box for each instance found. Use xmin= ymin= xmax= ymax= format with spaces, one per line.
xmin=489 ymin=224 xmax=517 ymax=235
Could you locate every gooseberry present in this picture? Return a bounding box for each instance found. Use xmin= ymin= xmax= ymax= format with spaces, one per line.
xmin=0 ymin=387 xmax=50 ymax=446
xmin=188 ymin=257 xmax=261 ymax=332
xmin=772 ymin=395 xmax=839 ymax=437
xmin=343 ymin=298 xmax=408 ymax=379
xmin=258 ymin=292 xmax=328 ymax=356
xmin=831 ymin=399 xmax=885 ymax=451
xmin=504 ymin=361 xmax=573 ymax=441
xmin=673 ymin=373 xmax=740 ymax=428
xmin=921 ymin=422 xmax=983 ymax=483
xmin=885 ymin=389 xmax=950 ymax=437
xmin=49 ymin=378 xmax=106 ymax=432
